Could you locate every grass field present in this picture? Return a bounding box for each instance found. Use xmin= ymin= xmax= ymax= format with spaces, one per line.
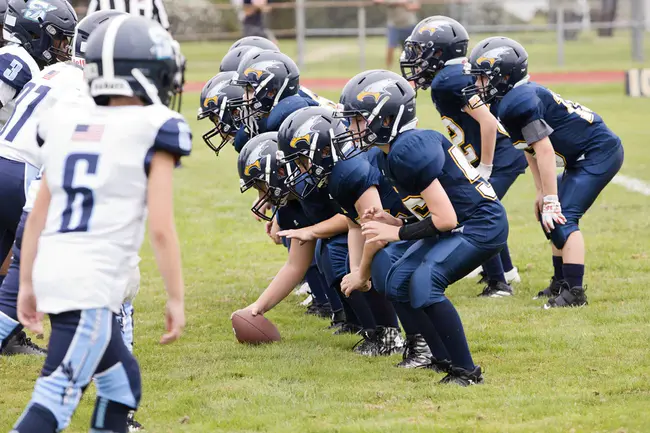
xmin=1 ymin=36 xmax=650 ymax=433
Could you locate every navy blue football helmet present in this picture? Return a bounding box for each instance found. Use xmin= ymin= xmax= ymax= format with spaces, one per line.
xmin=463 ymin=36 xmax=529 ymax=107
xmin=238 ymin=131 xmax=291 ymax=221
xmin=4 ymin=0 xmax=78 ymax=67
xmin=333 ymin=69 xmax=417 ymax=157
xmin=228 ymin=36 xmax=278 ymax=53
xmin=84 ymin=15 xmax=178 ymax=106
xmin=72 ymin=10 xmax=126 ymax=67
xmin=220 ymin=45 xmax=263 ymax=73
xmin=400 ymin=16 xmax=469 ymax=90
xmin=277 ymin=106 xmax=349 ymax=199
xmin=0 ymin=0 xmax=8 ymax=47
xmin=231 ymin=50 xmax=300 ymax=124
xmin=197 ymin=71 xmax=245 ymax=156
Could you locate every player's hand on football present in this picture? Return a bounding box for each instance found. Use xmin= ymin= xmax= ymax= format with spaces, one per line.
xmin=362 ymin=206 xmax=403 ymax=227
xmin=161 ymin=298 xmax=185 ymax=345
xmin=276 ymin=227 xmax=315 ymax=245
xmin=17 ymin=282 xmax=43 ymax=334
xmin=540 ymin=195 xmax=567 ymax=233
xmin=244 ymin=302 xmax=265 ymax=317
xmin=341 ymin=272 xmax=372 ymax=296
xmin=361 ymin=221 xmax=400 ymax=243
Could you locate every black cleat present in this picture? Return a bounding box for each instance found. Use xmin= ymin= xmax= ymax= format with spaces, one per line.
xmin=332 ymin=323 xmax=362 ymax=335
xmin=477 ymin=281 xmax=514 ymax=298
xmin=534 ymin=276 xmax=564 ymax=300
xmin=305 ymin=302 xmax=332 ymax=318
xmin=396 ymin=334 xmax=432 ymax=368
xmin=476 ymin=271 xmax=488 ymax=285
xmin=429 ymin=357 xmax=452 ymax=374
xmin=439 ymin=365 xmax=484 ymax=386
xmin=1 ymin=331 xmax=47 ymax=356
xmin=127 ymin=411 xmax=143 ymax=432
xmin=352 ymin=329 xmax=381 ymax=356
xmin=544 ymin=283 xmax=588 ymax=309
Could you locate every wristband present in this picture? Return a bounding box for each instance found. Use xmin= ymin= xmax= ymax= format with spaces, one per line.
xmin=398 ymin=217 xmax=440 ymax=240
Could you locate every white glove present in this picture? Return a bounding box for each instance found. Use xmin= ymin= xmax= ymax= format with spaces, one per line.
xmin=477 ymin=162 xmax=493 ymax=181
xmin=541 ymin=195 xmax=567 ymax=233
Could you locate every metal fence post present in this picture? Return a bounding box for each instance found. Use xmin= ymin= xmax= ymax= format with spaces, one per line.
xmin=556 ymin=5 xmax=565 ymax=67
xmin=631 ymin=0 xmax=645 ymax=62
xmin=295 ymin=0 xmax=306 ymax=69
xmin=358 ymin=6 xmax=366 ymax=71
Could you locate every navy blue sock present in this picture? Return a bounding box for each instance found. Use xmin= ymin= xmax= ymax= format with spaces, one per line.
xmin=305 ymin=265 xmax=328 ymax=306
xmin=392 ymin=302 xmax=419 ymax=335
xmin=323 ymin=278 xmax=343 ymax=312
xmin=340 ymin=285 xmax=377 ymax=331
xmin=553 ymin=255 xmax=564 ymax=280
xmin=91 ymin=397 xmax=130 ymax=433
xmin=482 ymin=254 xmax=507 ymax=284
xmin=14 ymin=402 xmax=58 ymax=433
xmin=408 ymin=306 xmax=451 ymax=361
xmin=562 ymin=263 xmax=584 ymax=288
xmin=363 ymin=289 xmax=399 ymax=329
xmin=499 ymin=244 xmax=514 ymax=273
xmin=423 ymin=298 xmax=474 ymax=371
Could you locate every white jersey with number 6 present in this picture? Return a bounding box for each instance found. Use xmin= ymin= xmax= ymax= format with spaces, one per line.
xmin=0 ymin=62 xmax=85 ymax=168
xmin=33 ymin=102 xmax=192 ymax=314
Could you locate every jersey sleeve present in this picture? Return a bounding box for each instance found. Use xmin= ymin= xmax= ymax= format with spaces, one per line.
xmin=145 ymin=117 xmax=192 ymax=174
xmin=329 ymin=157 xmax=381 ymax=214
xmin=430 ymin=76 xmax=468 ymax=112
xmin=266 ymin=96 xmax=319 ymax=131
xmin=499 ymin=90 xmax=551 ymax=146
xmin=233 ymin=126 xmax=250 ymax=153
xmin=276 ymin=200 xmax=312 ymax=231
xmin=388 ymin=131 xmax=445 ymax=194
xmin=0 ymin=52 xmax=33 ymax=94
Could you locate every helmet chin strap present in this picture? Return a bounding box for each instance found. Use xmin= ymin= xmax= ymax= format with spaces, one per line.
xmin=131 ymin=68 xmax=162 ymax=105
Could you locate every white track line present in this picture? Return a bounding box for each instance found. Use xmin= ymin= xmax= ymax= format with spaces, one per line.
xmin=612 ymin=174 xmax=650 ymax=196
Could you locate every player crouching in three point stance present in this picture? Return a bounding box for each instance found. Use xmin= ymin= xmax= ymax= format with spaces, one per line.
xmin=12 ymin=16 xmax=189 ymax=433
xmin=333 ymin=70 xmax=510 ymax=385
xmin=464 ymin=37 xmax=624 ymax=308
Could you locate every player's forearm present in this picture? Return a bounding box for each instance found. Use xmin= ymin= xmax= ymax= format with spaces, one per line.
xmin=531 ymin=143 xmax=558 ymax=196
xmin=479 ymin=121 xmax=497 ymax=167
xmin=525 ymin=151 xmax=543 ymax=193
xmin=347 ymin=225 xmax=365 ymax=271
xmin=310 ymin=214 xmax=349 ymax=239
xmin=257 ymin=262 xmax=309 ymax=312
xmin=150 ymin=226 xmax=185 ymax=303
xmin=19 ymin=210 xmax=46 ymax=286
xmin=358 ymin=240 xmax=386 ymax=281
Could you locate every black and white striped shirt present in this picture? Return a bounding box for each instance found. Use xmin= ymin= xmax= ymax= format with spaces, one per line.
xmin=87 ymin=0 xmax=170 ymax=30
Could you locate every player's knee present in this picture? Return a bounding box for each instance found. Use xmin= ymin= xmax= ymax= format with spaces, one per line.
xmin=384 ymin=266 xmax=410 ymax=304
xmin=550 ymin=221 xmax=580 ymax=250
xmin=94 ymin=356 xmax=142 ymax=409
xmin=370 ymin=250 xmax=391 ymax=295
xmin=409 ymin=265 xmax=446 ymax=309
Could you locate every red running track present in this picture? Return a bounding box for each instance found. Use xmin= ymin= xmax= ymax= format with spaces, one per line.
xmin=184 ymin=70 xmax=624 ymax=93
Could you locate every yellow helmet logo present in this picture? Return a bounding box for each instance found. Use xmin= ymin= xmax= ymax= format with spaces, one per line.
xmin=418 ymin=24 xmax=438 ymax=35
xmin=290 ymin=134 xmax=311 ymax=148
xmin=416 ymin=19 xmax=448 ymax=36
xmin=356 ymin=91 xmax=382 ymax=102
xmin=356 ymin=78 xmax=399 ymax=103
xmin=475 ymin=46 xmax=511 ymax=68
xmin=244 ymin=68 xmax=264 ymax=79
xmin=203 ymin=96 xmax=219 ymax=108
xmin=244 ymin=160 xmax=261 ymax=176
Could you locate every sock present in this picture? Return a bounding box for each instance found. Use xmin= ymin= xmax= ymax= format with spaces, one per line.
xmin=499 ymin=245 xmax=514 ymax=273
xmin=13 ymin=402 xmax=58 ymax=433
xmin=91 ymin=397 xmax=130 ymax=433
xmin=423 ymin=298 xmax=474 ymax=371
xmin=562 ymin=263 xmax=584 ymax=289
xmin=338 ymin=286 xmax=376 ymax=331
xmin=482 ymin=254 xmax=507 ymax=284
xmin=305 ymin=265 xmax=328 ymax=305
xmin=406 ymin=305 xmax=451 ymax=362
xmin=331 ymin=309 xmax=345 ymax=323
xmin=553 ymin=256 xmax=564 ymax=281
xmin=339 ymin=295 xmax=360 ymax=327
xmin=392 ymin=302 xmax=419 ymax=335
xmin=363 ymin=289 xmax=399 ymax=329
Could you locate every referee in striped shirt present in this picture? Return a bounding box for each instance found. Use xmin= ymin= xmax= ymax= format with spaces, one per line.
xmin=86 ymin=0 xmax=170 ymax=30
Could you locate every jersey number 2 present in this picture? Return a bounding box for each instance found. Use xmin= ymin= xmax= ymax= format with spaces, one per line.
xmin=448 ymin=146 xmax=498 ymax=200
xmin=60 ymin=153 xmax=99 ymax=233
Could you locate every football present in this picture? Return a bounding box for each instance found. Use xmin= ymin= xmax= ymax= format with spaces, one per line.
xmin=231 ymin=309 xmax=281 ymax=344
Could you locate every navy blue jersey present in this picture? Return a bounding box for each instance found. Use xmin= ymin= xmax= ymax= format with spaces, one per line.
xmin=386 ymin=129 xmax=507 ymax=244
xmin=328 ymin=147 xmax=411 ymax=223
xmin=233 ymin=95 xmax=318 ymax=153
xmin=299 ymin=183 xmax=342 ymax=224
xmin=276 ymin=198 xmax=313 ymax=230
xmin=430 ymin=63 xmax=527 ymax=175
xmin=497 ymin=81 xmax=621 ymax=168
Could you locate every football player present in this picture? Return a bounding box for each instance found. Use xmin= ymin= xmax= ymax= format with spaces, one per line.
xmin=12 ymin=16 xmax=189 ymax=433
xmin=464 ymin=37 xmax=624 ymax=308
xmin=333 ymin=70 xmax=511 ymax=385
xmin=278 ymin=106 xmax=441 ymax=366
xmin=400 ymin=16 xmax=527 ymax=297
xmin=0 ymin=0 xmax=7 ymax=47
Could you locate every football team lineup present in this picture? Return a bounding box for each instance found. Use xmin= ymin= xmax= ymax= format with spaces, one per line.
xmin=0 ymin=2 xmax=649 ymax=433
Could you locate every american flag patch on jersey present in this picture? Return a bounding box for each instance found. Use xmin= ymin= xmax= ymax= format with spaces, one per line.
xmin=72 ymin=124 xmax=105 ymax=141
xmin=42 ymin=70 xmax=59 ymax=80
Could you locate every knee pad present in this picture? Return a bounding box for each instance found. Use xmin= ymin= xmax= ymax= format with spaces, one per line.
xmin=370 ymin=249 xmax=392 ymax=295
xmin=549 ymin=221 xmax=579 ymax=250
xmin=94 ymin=357 xmax=142 ymax=410
xmin=408 ymin=263 xmax=446 ymax=309
xmin=384 ymin=267 xmax=410 ymax=304
xmin=122 ymin=266 xmax=140 ymax=303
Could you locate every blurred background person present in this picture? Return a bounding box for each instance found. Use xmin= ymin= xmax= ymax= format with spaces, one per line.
xmin=86 ymin=0 xmax=170 ymax=31
xmin=374 ymin=0 xmax=420 ymax=70
xmin=237 ymin=0 xmax=277 ymax=44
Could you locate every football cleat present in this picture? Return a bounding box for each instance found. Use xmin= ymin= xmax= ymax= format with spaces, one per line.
xmin=332 ymin=323 xmax=363 ymax=335
xmin=504 ymin=266 xmax=521 ymax=284
xmin=429 ymin=357 xmax=452 ymax=374
xmin=396 ymin=334 xmax=432 ymax=368
xmin=534 ymin=276 xmax=564 ymax=300
xmin=544 ymin=283 xmax=588 ymax=309
xmin=300 ymin=294 xmax=313 ymax=307
xmin=304 ymin=302 xmax=332 ymax=318
xmin=439 ymin=365 xmax=484 ymax=386
xmin=377 ymin=326 xmax=405 ymax=356
xmin=1 ymin=331 xmax=47 ymax=356
xmin=127 ymin=411 xmax=143 ymax=432
xmin=477 ymin=281 xmax=514 ymax=298
xmin=352 ymin=329 xmax=381 ymax=356
xmin=294 ymin=282 xmax=311 ymax=296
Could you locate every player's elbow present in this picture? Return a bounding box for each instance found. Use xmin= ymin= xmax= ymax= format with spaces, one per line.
xmin=149 ymin=221 xmax=177 ymax=250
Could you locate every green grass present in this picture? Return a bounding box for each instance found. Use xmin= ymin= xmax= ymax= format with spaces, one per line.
xmin=182 ymin=32 xmax=650 ymax=83
xmin=2 ymin=41 xmax=650 ymax=432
